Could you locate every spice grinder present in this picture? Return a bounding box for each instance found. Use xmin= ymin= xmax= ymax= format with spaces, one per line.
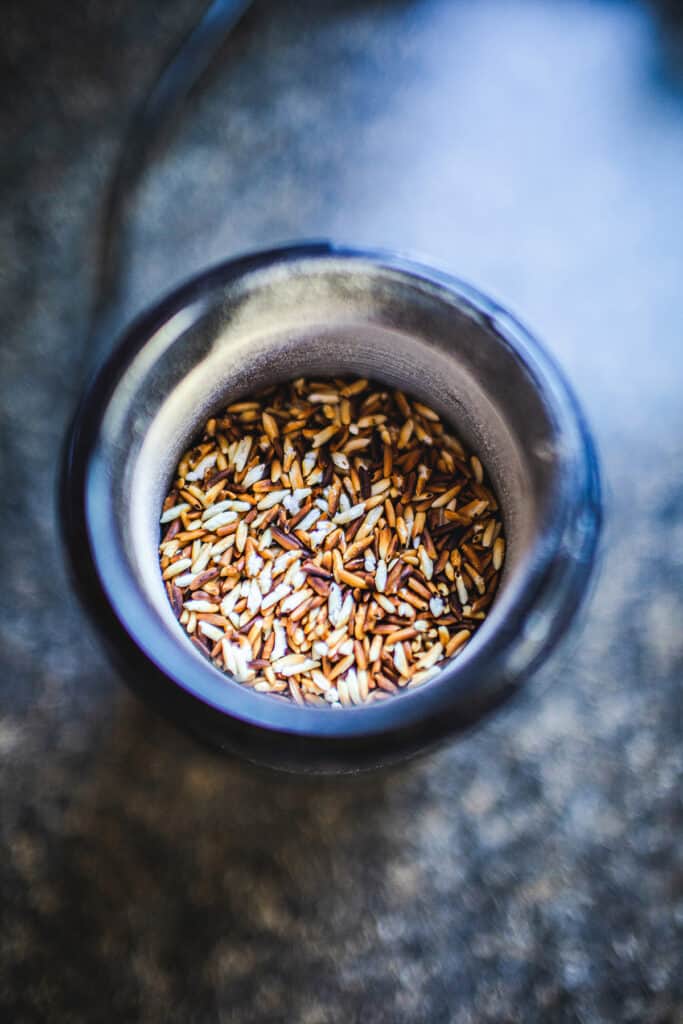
xmin=61 ymin=242 xmax=601 ymax=772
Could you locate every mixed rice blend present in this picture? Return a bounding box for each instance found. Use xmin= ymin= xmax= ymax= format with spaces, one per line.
xmin=159 ymin=377 xmax=505 ymax=707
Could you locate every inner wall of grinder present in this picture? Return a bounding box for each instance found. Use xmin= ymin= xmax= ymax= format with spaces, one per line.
xmin=130 ymin=321 xmax=532 ymax=635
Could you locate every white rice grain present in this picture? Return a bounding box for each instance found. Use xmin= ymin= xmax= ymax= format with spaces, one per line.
xmin=185 ymin=453 xmax=217 ymax=482
xmin=261 ymin=582 xmax=292 ymax=611
xmin=160 ymin=503 xmax=189 ymax=524
xmin=328 ymin=583 xmax=343 ymax=627
xmin=199 ymin=622 xmax=224 ymax=642
xmin=203 ymin=510 xmax=238 ymax=531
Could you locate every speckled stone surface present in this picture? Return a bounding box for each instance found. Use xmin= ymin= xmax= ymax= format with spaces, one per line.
xmin=1 ymin=1 xmax=682 ymax=1021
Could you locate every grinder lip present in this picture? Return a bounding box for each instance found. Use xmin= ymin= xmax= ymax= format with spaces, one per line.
xmin=60 ymin=241 xmax=601 ymax=771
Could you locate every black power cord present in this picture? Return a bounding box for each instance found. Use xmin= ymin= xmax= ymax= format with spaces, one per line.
xmin=90 ymin=0 xmax=254 ymax=357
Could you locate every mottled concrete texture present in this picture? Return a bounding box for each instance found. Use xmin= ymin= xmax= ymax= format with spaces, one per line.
xmin=1 ymin=1 xmax=682 ymax=1021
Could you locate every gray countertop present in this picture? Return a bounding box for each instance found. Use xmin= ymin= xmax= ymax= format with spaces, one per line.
xmin=1 ymin=1 xmax=682 ymax=1020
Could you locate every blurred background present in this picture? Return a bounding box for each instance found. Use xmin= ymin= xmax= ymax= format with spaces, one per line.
xmin=1 ymin=1 xmax=682 ymax=1020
